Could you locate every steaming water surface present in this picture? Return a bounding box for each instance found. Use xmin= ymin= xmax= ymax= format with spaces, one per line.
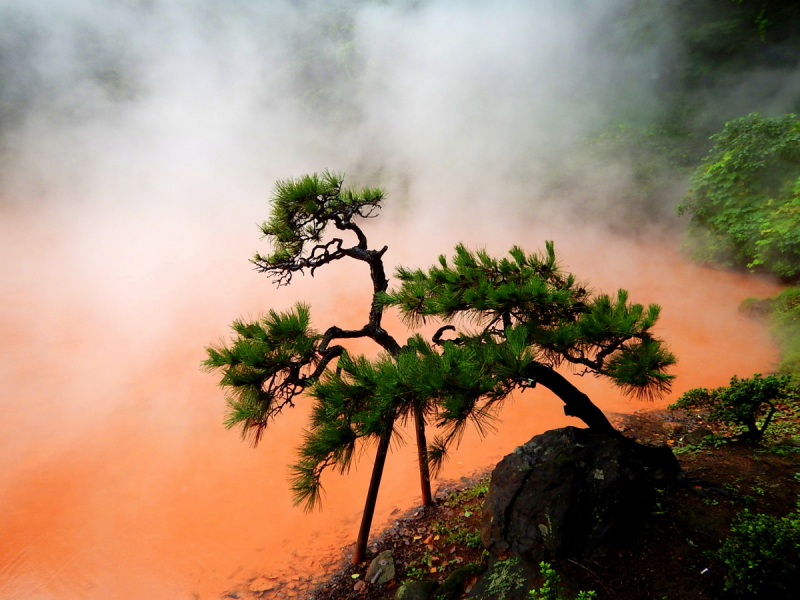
xmin=0 ymin=210 xmax=781 ymax=600
xmin=0 ymin=2 xmax=793 ymax=597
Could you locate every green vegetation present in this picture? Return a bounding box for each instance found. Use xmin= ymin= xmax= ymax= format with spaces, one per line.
xmin=770 ymin=286 xmax=800 ymax=375
xmin=717 ymin=506 xmax=800 ymax=597
xmin=476 ymin=556 xmax=527 ymax=599
xmin=672 ymin=433 xmax=728 ymax=455
xmin=669 ymin=373 xmax=798 ymax=442
xmin=579 ymin=0 xmax=800 ymax=221
xmin=204 ymin=172 xmax=677 ymax=565
xmin=742 ymin=286 xmax=800 ymax=376
xmin=431 ymin=512 xmax=482 ymax=550
xmin=434 ymin=564 xmax=485 ymax=600
xmin=529 ymin=562 xmax=596 ymax=600
xmin=677 ymin=113 xmax=800 ymax=279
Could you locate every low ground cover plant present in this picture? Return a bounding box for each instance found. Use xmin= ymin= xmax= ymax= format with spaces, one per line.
xmin=529 ymin=562 xmax=596 ymax=600
xmin=717 ymin=504 xmax=800 ymax=597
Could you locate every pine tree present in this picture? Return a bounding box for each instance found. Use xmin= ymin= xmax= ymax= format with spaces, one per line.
xmin=203 ymin=172 xmax=433 ymax=563
xmin=203 ymin=172 xmax=680 ymax=565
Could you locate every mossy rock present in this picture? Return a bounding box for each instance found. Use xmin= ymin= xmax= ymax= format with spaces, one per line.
xmin=395 ymin=580 xmax=439 ymax=600
xmin=434 ymin=563 xmax=485 ymax=599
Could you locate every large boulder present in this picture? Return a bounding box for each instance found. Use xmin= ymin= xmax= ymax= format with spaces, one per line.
xmin=481 ymin=426 xmax=656 ymax=561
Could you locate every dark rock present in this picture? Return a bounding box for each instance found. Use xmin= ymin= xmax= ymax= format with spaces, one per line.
xmin=684 ymin=427 xmax=713 ymax=445
xmin=366 ymin=550 xmax=395 ymax=585
xmin=394 ymin=580 xmax=439 ymax=600
xmin=436 ymin=563 xmax=485 ymax=599
xmin=481 ymin=426 xmax=655 ymax=561
xmin=662 ymin=421 xmax=685 ymax=434
xmin=775 ymin=436 xmax=800 ymax=447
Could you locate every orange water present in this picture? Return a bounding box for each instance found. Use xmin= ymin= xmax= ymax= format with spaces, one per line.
xmin=0 ymin=211 xmax=781 ymax=599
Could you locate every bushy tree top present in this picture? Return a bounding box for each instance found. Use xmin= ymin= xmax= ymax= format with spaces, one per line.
xmin=678 ymin=112 xmax=800 ymax=279
xmin=379 ymin=242 xmax=675 ymax=398
xmin=204 ymin=172 xmax=677 ymax=511
xmin=252 ymin=171 xmax=385 ymax=285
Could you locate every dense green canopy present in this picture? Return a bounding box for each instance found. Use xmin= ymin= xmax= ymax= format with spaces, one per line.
xmin=678 ymin=113 xmax=800 ymax=279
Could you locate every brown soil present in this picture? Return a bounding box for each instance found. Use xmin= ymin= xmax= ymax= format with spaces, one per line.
xmin=230 ymin=410 xmax=800 ymax=600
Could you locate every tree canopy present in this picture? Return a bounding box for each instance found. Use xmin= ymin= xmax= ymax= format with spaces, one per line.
xmin=678 ymin=112 xmax=800 ymax=279
xmin=203 ymin=172 xmax=677 ymax=564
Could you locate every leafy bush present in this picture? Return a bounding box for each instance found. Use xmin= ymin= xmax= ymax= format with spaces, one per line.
xmin=717 ymin=508 xmax=800 ymax=597
xmin=669 ymin=373 xmax=798 ymax=442
xmin=677 ymin=112 xmax=800 ymax=279
xmin=770 ymin=286 xmax=800 ymax=375
xmin=529 ymin=562 xmax=596 ymax=600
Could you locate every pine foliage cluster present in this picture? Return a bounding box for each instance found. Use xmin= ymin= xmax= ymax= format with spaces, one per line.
xmin=203 ymin=304 xmax=320 ymax=445
xmin=251 ymin=171 xmax=384 ymax=283
xmin=204 ymin=172 xmax=677 ymax=515
xmin=379 ymin=242 xmax=675 ymax=399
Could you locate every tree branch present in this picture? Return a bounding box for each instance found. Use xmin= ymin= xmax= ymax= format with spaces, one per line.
xmin=253 ymin=238 xmax=349 ymax=286
xmin=432 ymin=325 xmax=463 ymax=346
xmin=521 ymin=363 xmax=616 ymax=433
xmin=334 ymin=216 xmax=368 ymax=250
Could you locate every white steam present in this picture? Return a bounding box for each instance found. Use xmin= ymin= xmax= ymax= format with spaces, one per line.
xmin=0 ymin=0 xmax=660 ymax=217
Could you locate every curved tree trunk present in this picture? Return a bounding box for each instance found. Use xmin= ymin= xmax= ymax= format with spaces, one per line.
xmin=527 ymin=364 xmax=617 ymax=433
xmin=413 ymin=404 xmax=433 ymax=506
xmin=352 ymin=427 xmax=393 ymax=564
xmin=527 ymin=363 xmax=682 ymax=476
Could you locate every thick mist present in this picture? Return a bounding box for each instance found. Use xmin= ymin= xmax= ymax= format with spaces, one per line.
xmin=0 ymin=1 xmax=791 ymax=598
xmin=0 ymin=0 xmax=674 ymax=220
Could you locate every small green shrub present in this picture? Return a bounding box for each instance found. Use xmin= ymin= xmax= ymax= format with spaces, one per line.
xmin=669 ymin=373 xmax=798 ymax=442
xmin=529 ymin=562 xmax=596 ymax=600
xmin=717 ymin=508 xmax=800 ymax=597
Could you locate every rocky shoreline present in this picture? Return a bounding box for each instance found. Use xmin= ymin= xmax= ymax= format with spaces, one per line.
xmin=223 ymin=406 xmax=799 ymax=600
